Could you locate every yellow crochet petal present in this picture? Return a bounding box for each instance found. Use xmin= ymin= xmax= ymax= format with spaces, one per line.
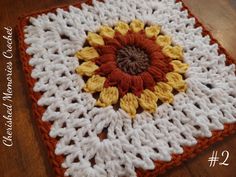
xmin=114 ymin=21 xmax=130 ymax=35
xmin=87 ymin=32 xmax=104 ymax=46
xmin=157 ymin=82 xmax=173 ymax=92
xmin=159 ymin=92 xmax=174 ymax=103
xmin=156 ymin=35 xmax=172 ymax=47
xmin=99 ymin=26 xmax=115 ymax=38
xmin=154 ymin=82 xmax=174 ymax=103
xmin=120 ymin=93 xmax=138 ymax=118
xmin=75 ymin=61 xmax=99 ymax=77
xmin=166 ymin=72 xmax=183 ymax=83
xmin=83 ymin=75 xmax=106 ymax=93
xmin=175 ymin=81 xmax=187 ymax=92
xmin=75 ymin=47 xmax=99 ymax=61
xmin=170 ymin=60 xmax=189 ymax=74
xmin=138 ymin=89 xmax=158 ymax=113
xmin=130 ymin=19 xmax=145 ymax=33
xmin=162 ymin=45 xmax=183 ymax=60
xmin=166 ymin=72 xmax=187 ymax=92
xmin=145 ymin=25 xmax=161 ymax=38
xmin=96 ymin=87 xmax=119 ymax=107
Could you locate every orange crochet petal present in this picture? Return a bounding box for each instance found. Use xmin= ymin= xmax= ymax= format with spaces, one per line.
xmin=151 ymin=57 xmax=173 ymax=73
xmin=131 ymin=75 xmax=144 ymax=97
xmin=95 ymin=54 xmax=116 ymax=65
xmin=133 ymin=33 xmax=146 ymax=48
xmin=95 ymin=45 xmax=117 ymax=55
xmin=143 ymin=39 xmax=161 ymax=54
xmin=104 ymin=68 xmax=123 ymax=87
xmin=118 ymin=73 xmax=132 ymax=97
xmin=104 ymin=37 xmax=123 ymax=49
xmin=114 ymin=32 xmax=128 ymax=46
xmin=140 ymin=72 xmax=156 ymax=91
xmin=95 ymin=61 xmax=117 ymax=76
xmin=149 ymin=51 xmax=166 ymax=61
xmin=125 ymin=33 xmax=136 ymax=45
xmin=147 ymin=66 xmax=167 ymax=82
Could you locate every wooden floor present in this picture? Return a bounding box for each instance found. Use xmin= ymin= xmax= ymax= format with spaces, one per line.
xmin=0 ymin=0 xmax=235 ymax=177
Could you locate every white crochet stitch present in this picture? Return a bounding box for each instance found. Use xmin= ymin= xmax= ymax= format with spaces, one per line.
xmin=24 ymin=0 xmax=236 ymax=176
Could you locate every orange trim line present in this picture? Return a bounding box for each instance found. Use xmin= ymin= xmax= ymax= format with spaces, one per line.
xmin=17 ymin=0 xmax=236 ymax=177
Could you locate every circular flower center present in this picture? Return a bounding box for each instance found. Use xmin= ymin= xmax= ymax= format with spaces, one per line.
xmin=116 ymin=45 xmax=150 ymax=75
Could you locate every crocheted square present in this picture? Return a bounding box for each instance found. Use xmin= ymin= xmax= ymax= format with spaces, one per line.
xmin=18 ymin=0 xmax=236 ymax=177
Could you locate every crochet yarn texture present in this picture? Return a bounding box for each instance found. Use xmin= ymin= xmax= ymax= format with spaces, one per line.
xmin=75 ymin=20 xmax=188 ymax=117
xmin=20 ymin=0 xmax=236 ymax=177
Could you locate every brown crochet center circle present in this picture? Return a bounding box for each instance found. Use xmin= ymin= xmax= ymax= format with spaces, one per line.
xmin=116 ymin=45 xmax=150 ymax=75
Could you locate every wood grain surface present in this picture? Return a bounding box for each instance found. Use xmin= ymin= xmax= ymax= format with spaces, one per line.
xmin=0 ymin=0 xmax=235 ymax=177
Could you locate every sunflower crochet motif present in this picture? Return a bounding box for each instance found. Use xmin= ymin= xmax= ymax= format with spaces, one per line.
xmin=21 ymin=0 xmax=236 ymax=176
xmin=75 ymin=19 xmax=189 ymax=117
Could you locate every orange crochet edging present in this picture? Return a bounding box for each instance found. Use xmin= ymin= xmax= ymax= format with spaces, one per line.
xmin=17 ymin=1 xmax=236 ymax=177
xmin=17 ymin=1 xmax=94 ymax=177
xmin=136 ymin=0 xmax=236 ymax=176
xmin=136 ymin=124 xmax=236 ymax=177
xmin=175 ymin=0 xmax=235 ymax=67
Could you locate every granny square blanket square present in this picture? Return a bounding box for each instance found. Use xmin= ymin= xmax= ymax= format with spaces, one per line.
xmin=18 ymin=0 xmax=236 ymax=177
